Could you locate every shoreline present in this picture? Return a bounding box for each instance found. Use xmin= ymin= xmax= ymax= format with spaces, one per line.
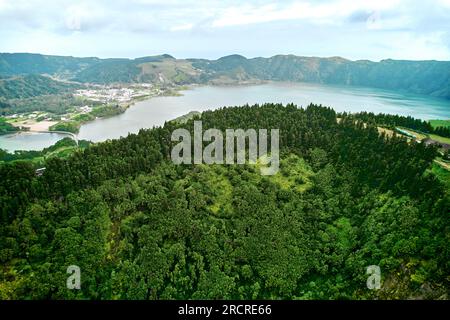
xmin=6 ymin=85 xmax=192 ymax=138
xmin=2 ymin=82 xmax=450 ymax=153
xmin=66 ymin=85 xmax=193 ymax=133
xmin=65 ymin=85 xmax=193 ymax=134
xmin=6 ymin=81 xmax=450 ymax=137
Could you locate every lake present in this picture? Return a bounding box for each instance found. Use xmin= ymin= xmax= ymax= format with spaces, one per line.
xmin=1 ymin=82 xmax=450 ymax=152
xmin=0 ymin=131 xmax=70 ymax=152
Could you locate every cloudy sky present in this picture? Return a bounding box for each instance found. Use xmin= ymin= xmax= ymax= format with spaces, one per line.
xmin=1 ymin=0 xmax=450 ymax=61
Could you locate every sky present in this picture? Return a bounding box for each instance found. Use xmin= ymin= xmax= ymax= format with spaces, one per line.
xmin=0 ymin=0 xmax=450 ymax=61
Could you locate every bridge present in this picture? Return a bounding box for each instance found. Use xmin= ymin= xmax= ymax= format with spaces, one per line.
xmin=30 ymin=130 xmax=78 ymax=145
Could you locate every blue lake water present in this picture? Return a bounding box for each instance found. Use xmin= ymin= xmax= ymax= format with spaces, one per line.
xmin=1 ymin=82 xmax=449 ymax=152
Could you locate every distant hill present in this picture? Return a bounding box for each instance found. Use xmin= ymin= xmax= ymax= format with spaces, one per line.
xmin=0 ymin=53 xmax=449 ymax=99
xmin=0 ymin=74 xmax=82 ymax=99
xmin=191 ymin=55 xmax=450 ymax=98
xmin=0 ymin=53 xmax=99 ymax=78
xmin=72 ymin=54 xmax=200 ymax=84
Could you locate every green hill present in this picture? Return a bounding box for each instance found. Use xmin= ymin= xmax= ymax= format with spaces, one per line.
xmin=0 ymin=104 xmax=448 ymax=299
xmin=0 ymin=74 xmax=82 ymax=99
xmin=0 ymin=117 xmax=19 ymax=135
xmin=191 ymin=55 xmax=450 ymax=98
xmin=1 ymin=53 xmax=449 ymax=99
xmin=430 ymin=119 xmax=450 ymax=129
xmin=0 ymin=53 xmax=99 ymax=78
xmin=73 ymin=55 xmax=200 ymax=84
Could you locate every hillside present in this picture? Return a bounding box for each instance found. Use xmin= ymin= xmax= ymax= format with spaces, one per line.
xmin=73 ymin=54 xmax=200 ymax=84
xmin=0 ymin=53 xmax=99 ymax=78
xmin=0 ymin=117 xmax=19 ymax=135
xmin=0 ymin=75 xmax=82 ymax=99
xmin=0 ymin=104 xmax=448 ymax=299
xmin=191 ymin=55 xmax=450 ymax=98
xmin=0 ymin=53 xmax=449 ymax=99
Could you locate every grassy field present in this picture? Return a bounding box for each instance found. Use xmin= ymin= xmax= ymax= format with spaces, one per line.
xmin=429 ymin=134 xmax=450 ymax=145
xmin=429 ymin=119 xmax=450 ymax=129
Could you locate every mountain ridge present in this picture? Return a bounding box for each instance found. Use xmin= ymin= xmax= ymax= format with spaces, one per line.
xmin=0 ymin=52 xmax=449 ymax=99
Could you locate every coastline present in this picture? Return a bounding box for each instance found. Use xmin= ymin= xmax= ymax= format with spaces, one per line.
xmin=69 ymin=85 xmax=193 ymax=133
xmin=11 ymin=80 xmax=447 ymax=138
xmin=7 ymin=85 xmax=193 ymax=137
xmin=3 ymin=82 xmax=450 ymax=153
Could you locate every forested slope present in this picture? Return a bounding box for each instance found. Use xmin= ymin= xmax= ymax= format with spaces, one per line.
xmin=0 ymin=75 xmax=82 ymax=99
xmin=1 ymin=53 xmax=449 ymax=99
xmin=0 ymin=104 xmax=448 ymax=299
xmin=192 ymin=55 xmax=450 ymax=99
xmin=0 ymin=53 xmax=99 ymax=77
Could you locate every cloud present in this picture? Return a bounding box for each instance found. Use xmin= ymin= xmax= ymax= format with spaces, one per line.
xmin=347 ymin=10 xmax=373 ymax=23
xmin=210 ymin=1 xmax=404 ymax=28
xmin=170 ymin=23 xmax=194 ymax=32
xmin=0 ymin=0 xmax=449 ymax=60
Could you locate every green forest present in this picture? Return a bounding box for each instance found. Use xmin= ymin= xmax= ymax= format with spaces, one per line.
xmin=0 ymin=104 xmax=448 ymax=299
xmin=0 ymin=117 xmax=19 ymax=135
xmin=49 ymin=104 xmax=125 ymax=134
xmin=0 ymin=74 xmax=82 ymax=100
xmin=0 ymin=94 xmax=95 ymax=116
xmin=350 ymin=112 xmax=450 ymax=138
xmin=0 ymin=138 xmax=91 ymax=164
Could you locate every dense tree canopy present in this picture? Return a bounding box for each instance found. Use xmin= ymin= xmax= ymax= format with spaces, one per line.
xmin=0 ymin=103 xmax=448 ymax=299
xmin=349 ymin=111 xmax=450 ymax=138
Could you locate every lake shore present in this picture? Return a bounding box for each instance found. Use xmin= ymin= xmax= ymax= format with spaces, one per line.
xmin=3 ymin=82 xmax=450 ymax=152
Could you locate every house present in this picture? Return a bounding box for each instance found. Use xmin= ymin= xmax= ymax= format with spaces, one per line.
xmin=79 ymin=105 xmax=92 ymax=113
xmin=35 ymin=167 xmax=46 ymax=176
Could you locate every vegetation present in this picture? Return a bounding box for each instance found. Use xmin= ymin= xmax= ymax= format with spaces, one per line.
xmin=431 ymin=163 xmax=450 ymax=190
xmin=0 ymin=117 xmax=19 ymax=135
xmin=72 ymin=59 xmax=142 ymax=84
xmin=1 ymin=53 xmax=449 ymax=99
xmin=350 ymin=112 xmax=450 ymax=139
xmin=171 ymin=111 xmax=201 ymax=124
xmin=432 ymin=127 xmax=450 ymax=139
xmin=0 ymin=138 xmax=90 ymax=164
xmin=191 ymin=55 xmax=450 ymax=99
xmin=0 ymin=53 xmax=99 ymax=78
xmin=429 ymin=134 xmax=450 ymax=145
xmin=50 ymin=104 xmax=125 ymax=133
xmin=49 ymin=121 xmax=80 ymax=134
xmin=0 ymin=75 xmax=82 ymax=100
xmin=73 ymin=55 xmax=200 ymax=85
xmin=348 ymin=112 xmax=434 ymax=132
xmin=0 ymin=94 xmax=97 ymax=116
xmin=0 ymin=104 xmax=448 ymax=300
xmin=430 ymin=120 xmax=450 ymax=129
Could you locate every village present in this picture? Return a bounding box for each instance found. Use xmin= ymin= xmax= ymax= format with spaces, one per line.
xmin=3 ymin=83 xmax=170 ymax=132
xmin=73 ymin=83 xmax=161 ymax=103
